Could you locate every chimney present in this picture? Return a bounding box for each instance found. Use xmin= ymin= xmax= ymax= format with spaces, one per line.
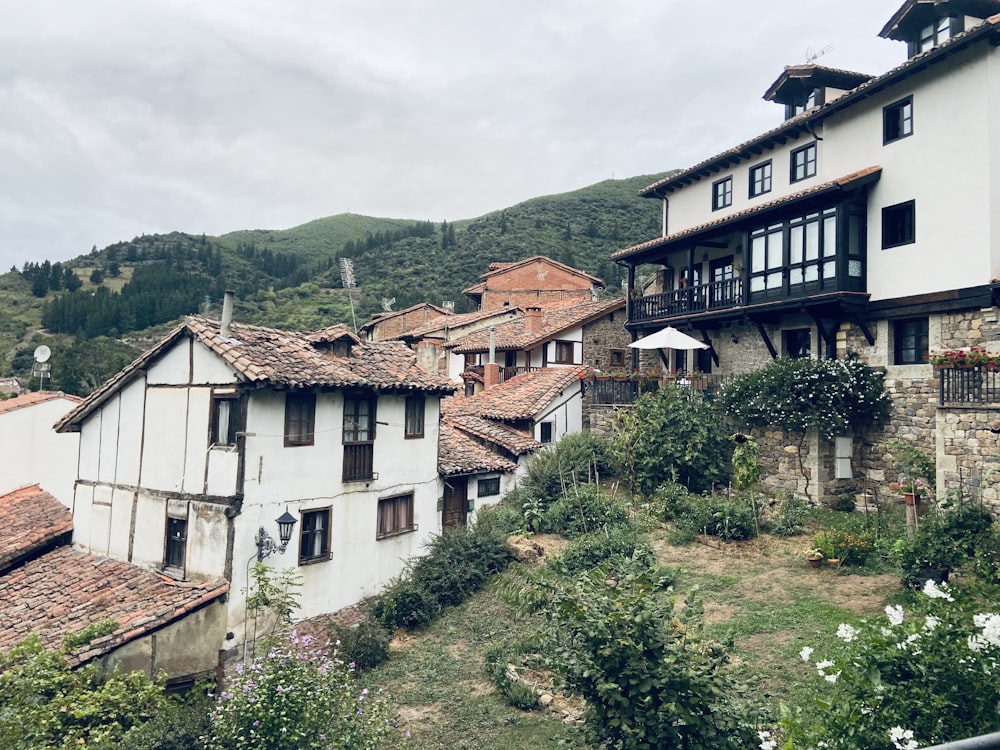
xmin=483 ymin=326 xmax=500 ymax=388
xmin=221 ymin=290 xmax=235 ymax=338
xmin=524 ymin=306 xmax=542 ymax=334
xmin=415 ymin=341 xmax=440 ymax=374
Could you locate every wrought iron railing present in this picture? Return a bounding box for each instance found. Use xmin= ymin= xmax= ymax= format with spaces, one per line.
xmin=587 ymin=374 xmax=718 ymax=406
xmin=939 ymin=366 xmax=1000 ymax=405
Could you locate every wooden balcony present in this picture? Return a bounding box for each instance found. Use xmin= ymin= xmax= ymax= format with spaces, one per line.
xmin=343 ymin=443 xmax=375 ymax=482
xmin=466 ymin=365 xmax=544 ymax=383
xmin=630 ymin=278 xmax=742 ymax=323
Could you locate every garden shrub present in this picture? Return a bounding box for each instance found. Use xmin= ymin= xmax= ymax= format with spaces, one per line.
xmin=719 ymin=355 xmax=891 ymax=440
xmin=899 ymin=492 xmax=994 ymax=587
xmin=520 ymin=431 xmax=613 ymax=507
xmin=768 ymin=495 xmax=808 ymax=537
xmin=541 ymin=483 xmax=629 ymax=538
xmin=553 ymin=525 xmax=654 ymax=575
xmin=327 ymin=615 xmax=391 ymax=672
xmin=374 ymin=579 xmax=436 ymax=631
xmin=206 ymin=631 xmax=395 ymax=750
xmin=646 ymin=481 xmax=693 ymax=521
xmin=0 ymin=634 xmax=167 ymax=750
xmin=483 ymin=645 xmax=539 ymax=711
xmin=776 ymin=580 xmax=1000 ymax=749
xmin=611 ymin=386 xmax=731 ymax=497
xmin=528 ymin=560 xmax=758 ymax=750
xmin=472 ymin=499 xmax=523 ymax=538
xmin=676 ymin=492 xmax=761 ymax=541
xmin=118 ymin=695 xmax=213 ymax=750
xmin=812 ymin=529 xmax=873 ymax=567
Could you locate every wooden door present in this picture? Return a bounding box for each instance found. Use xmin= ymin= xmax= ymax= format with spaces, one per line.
xmin=442 ymin=479 xmax=468 ymax=529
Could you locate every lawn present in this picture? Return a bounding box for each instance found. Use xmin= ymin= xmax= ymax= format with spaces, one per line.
xmin=367 ymin=510 xmax=904 ymax=748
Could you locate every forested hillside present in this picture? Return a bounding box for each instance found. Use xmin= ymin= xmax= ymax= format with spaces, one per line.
xmin=0 ymin=172 xmax=670 ymax=395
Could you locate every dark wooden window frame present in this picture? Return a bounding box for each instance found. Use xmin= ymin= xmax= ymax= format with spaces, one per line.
xmin=783 ymin=328 xmax=813 ymax=359
xmin=477 ymin=476 xmax=501 ymax=498
xmin=790 ymin=142 xmax=817 ymax=183
xmin=343 ymin=394 xmax=376 ymax=482
xmin=552 ymin=340 xmax=576 ymax=365
xmin=284 ymin=392 xmax=316 ymax=447
xmin=539 ymin=421 xmax=553 ymax=444
xmin=749 ymin=160 xmax=772 ymax=198
xmin=609 ymin=349 xmax=626 ymax=367
xmin=164 ymin=516 xmax=187 ymax=571
xmin=404 ymin=396 xmax=425 ymax=439
xmin=712 ymin=176 xmax=733 ymax=211
xmin=210 ymin=393 xmax=240 ymax=447
xmin=883 ymin=96 xmax=914 ymax=144
xmin=376 ymin=493 xmax=415 ymax=539
xmin=882 ymin=200 xmax=916 ymax=249
xmin=299 ymin=507 xmax=331 ymax=564
xmin=894 ymin=317 xmax=929 ymax=365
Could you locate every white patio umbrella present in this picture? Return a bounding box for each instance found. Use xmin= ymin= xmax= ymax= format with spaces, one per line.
xmin=628 ymin=326 xmax=709 ymax=350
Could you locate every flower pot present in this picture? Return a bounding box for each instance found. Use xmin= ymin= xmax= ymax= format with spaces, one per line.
xmin=903 ymin=492 xmax=921 ymax=506
xmin=807 ymin=557 xmax=824 ymax=569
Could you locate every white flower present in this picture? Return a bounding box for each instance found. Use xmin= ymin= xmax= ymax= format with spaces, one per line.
xmin=973 ymin=613 xmax=1000 ymax=648
xmin=758 ymin=729 xmax=777 ymax=750
xmin=885 ymin=605 xmax=905 ymax=626
xmin=922 ymin=579 xmax=954 ymax=602
xmin=923 ymin=615 xmax=940 ymax=632
xmin=799 ymin=646 xmax=814 ymax=662
xmin=889 ymin=726 xmax=918 ymax=750
xmin=836 ymin=623 xmax=858 ymax=642
xmin=824 ymin=671 xmax=840 ymax=683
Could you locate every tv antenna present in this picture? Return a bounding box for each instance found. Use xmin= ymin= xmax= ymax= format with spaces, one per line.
xmin=339 ymin=258 xmax=358 ymax=333
xmin=381 ymin=297 xmax=396 ymax=312
xmin=442 ymin=301 xmax=454 ymax=313
xmin=805 ymin=43 xmax=834 ymax=64
xmin=31 ymin=345 xmax=52 ymax=389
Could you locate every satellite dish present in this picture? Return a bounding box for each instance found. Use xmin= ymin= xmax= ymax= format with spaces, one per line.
xmin=33 ymin=345 xmax=51 ymax=363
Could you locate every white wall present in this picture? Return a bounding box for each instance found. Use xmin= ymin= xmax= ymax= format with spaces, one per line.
xmin=0 ymin=395 xmax=81 ymax=506
xmin=533 ymin=380 xmax=583 ymax=444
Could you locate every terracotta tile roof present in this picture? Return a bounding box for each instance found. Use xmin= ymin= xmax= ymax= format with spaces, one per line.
xmin=762 ymin=64 xmax=874 ymax=103
xmin=441 ymin=411 xmax=541 ymax=455
xmin=0 ymin=545 xmax=228 ymax=665
xmin=303 ymin=324 xmax=361 ymax=345
xmin=56 ymin=317 xmax=457 ymax=432
xmin=475 ymin=366 xmax=590 ymax=421
xmin=0 ymin=486 xmax=73 ymax=575
xmin=358 ymin=303 xmax=450 ymax=335
xmin=397 ymin=307 xmax=519 ymax=340
xmin=614 ymin=167 xmax=882 ymax=261
xmin=462 ymin=256 xmax=605 ymax=296
xmin=437 ymin=421 xmax=518 ymax=475
xmin=640 ymin=16 xmax=1000 ymax=198
xmin=0 ymin=391 xmax=81 ymax=417
xmin=447 ymin=298 xmax=626 ymax=354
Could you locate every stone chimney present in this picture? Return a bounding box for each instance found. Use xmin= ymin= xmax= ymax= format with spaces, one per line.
xmin=524 ymin=306 xmax=542 ymax=335
xmin=483 ymin=325 xmax=500 ymax=388
xmin=220 ymin=290 xmax=235 ymax=338
xmin=415 ymin=341 xmax=440 ymax=374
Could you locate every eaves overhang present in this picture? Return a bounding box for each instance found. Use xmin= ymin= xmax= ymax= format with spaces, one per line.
xmin=614 ymin=166 xmax=881 ymax=265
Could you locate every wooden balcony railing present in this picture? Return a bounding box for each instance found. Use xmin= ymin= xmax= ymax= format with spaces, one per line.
xmin=343 ymin=443 xmax=375 ymax=482
xmin=629 ymin=278 xmax=742 ymax=323
xmin=466 ymin=365 xmax=544 ymax=383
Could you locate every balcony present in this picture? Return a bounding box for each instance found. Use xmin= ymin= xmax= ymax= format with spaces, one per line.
xmin=939 ymin=367 xmax=1000 ymax=406
xmin=466 ymin=365 xmax=544 ymax=383
xmin=630 ymin=278 xmax=742 ymax=323
xmin=343 ymin=443 xmax=375 ymax=482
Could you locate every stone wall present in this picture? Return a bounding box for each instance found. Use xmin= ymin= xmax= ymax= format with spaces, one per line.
xmin=938 ymin=407 xmax=1000 ymax=513
xmin=582 ymin=308 xmax=632 ymax=373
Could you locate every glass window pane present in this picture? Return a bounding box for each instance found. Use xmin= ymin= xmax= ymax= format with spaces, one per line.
xmin=790 ymin=268 xmax=803 ymax=285
xmin=823 ymin=216 xmax=837 ymax=256
xmin=805 ymin=265 xmax=819 ymax=282
xmin=790 ymin=225 xmax=803 ymax=263
xmin=751 ymin=235 xmax=765 ymax=271
xmin=823 ymin=260 xmax=836 ymax=278
xmin=849 ymin=259 xmax=863 ymax=277
xmin=805 ymin=220 xmax=819 ymax=260
xmin=767 ymin=271 xmax=782 ymax=289
xmin=751 ymin=276 xmax=765 ymax=292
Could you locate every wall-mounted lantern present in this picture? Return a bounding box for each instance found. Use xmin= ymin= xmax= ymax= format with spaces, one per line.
xmin=255 ymin=509 xmax=298 ymax=561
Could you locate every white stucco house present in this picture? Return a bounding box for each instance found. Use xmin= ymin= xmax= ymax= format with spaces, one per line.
xmin=55 ymin=306 xmax=456 ymax=650
xmin=612 ymin=0 xmax=1000 ymax=506
xmin=0 ymin=391 xmax=81 ymax=506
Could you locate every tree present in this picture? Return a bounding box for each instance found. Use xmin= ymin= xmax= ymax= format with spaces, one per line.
xmin=64 ymin=269 xmax=83 ymax=291
xmin=89 ymin=268 xmax=104 ymax=284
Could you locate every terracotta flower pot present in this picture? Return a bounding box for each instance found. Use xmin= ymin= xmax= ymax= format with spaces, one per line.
xmin=903 ymin=492 xmax=921 ymax=506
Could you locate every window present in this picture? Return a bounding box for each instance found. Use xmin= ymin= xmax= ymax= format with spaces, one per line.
xmin=404 ymin=396 xmax=425 ymax=439
xmin=913 ymin=16 xmax=959 ymax=55
xmin=299 ymin=508 xmax=331 ymax=563
xmin=783 ymin=329 xmax=812 ymax=359
xmin=787 ymin=208 xmax=837 ymax=293
xmin=894 ymin=318 xmax=929 ymax=365
xmin=343 ymin=395 xmax=376 ymax=481
xmin=478 ymin=477 xmax=501 ymax=498
xmin=790 ymin=142 xmax=817 ymax=182
xmin=882 ymin=200 xmax=916 ymax=249
xmin=165 ymin=517 xmax=187 ymax=570
xmin=749 ymin=161 xmax=772 ymax=198
xmin=553 ymin=340 xmax=575 ymax=364
xmin=377 ymin=493 xmax=414 ymax=539
xmin=539 ymin=421 xmax=553 ymax=444
xmin=884 ymin=96 xmax=913 ymax=144
xmin=284 ymin=392 xmax=316 ymax=447
xmin=749 ymin=222 xmax=784 ymax=297
xmin=210 ymin=394 xmax=239 ymax=446
xmin=609 ymin=349 xmax=626 ymax=367
xmin=712 ymin=176 xmax=733 ymax=210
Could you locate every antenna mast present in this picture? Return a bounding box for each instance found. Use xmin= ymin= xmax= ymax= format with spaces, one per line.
xmin=339 ymin=258 xmax=358 ymax=333
xmin=31 ymin=345 xmax=52 ymax=390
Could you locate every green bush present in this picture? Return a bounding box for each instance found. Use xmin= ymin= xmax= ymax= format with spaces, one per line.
xmin=646 ymin=481 xmax=693 ymax=521
xmin=899 ymin=493 xmax=994 ymax=587
xmin=541 ymin=484 xmax=629 ymax=538
xmin=328 ymin=616 xmax=391 ymax=672
xmin=529 ymin=561 xmax=757 ymax=749
xmin=768 ymin=495 xmax=808 ymax=536
xmin=375 ymin=579 xmax=436 ymax=631
xmin=676 ymin=492 xmax=760 ymax=541
xmin=611 ymin=386 xmax=731 ymax=497
xmin=483 ymin=645 xmax=539 ymax=711
xmin=520 ymin=431 xmax=614 ymax=507
xmin=119 ymin=697 xmax=213 ymax=750
xmin=473 ymin=499 xmax=523 ymax=538
xmin=554 ymin=526 xmax=654 ymax=575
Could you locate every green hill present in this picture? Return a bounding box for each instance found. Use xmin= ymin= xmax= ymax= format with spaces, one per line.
xmin=0 ymin=172 xmax=671 ymax=395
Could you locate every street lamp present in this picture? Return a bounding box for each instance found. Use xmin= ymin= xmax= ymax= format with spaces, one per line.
xmin=255 ymin=508 xmax=298 ymax=561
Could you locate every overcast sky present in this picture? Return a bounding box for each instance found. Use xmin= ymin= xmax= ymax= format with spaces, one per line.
xmin=1 ymin=0 xmax=908 ymax=271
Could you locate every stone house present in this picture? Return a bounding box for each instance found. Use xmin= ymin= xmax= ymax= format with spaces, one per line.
xmin=462 ymin=256 xmax=605 ymax=311
xmin=611 ymin=0 xmax=1000 ymax=510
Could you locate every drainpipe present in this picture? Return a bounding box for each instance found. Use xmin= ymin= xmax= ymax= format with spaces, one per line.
xmin=221 ymin=290 xmax=235 ymax=338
